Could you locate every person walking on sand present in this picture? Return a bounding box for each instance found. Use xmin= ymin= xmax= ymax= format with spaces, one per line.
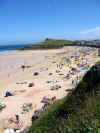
xmin=72 ymin=79 xmax=74 ymax=85
xmin=15 ymin=114 xmax=19 ymax=122
xmin=15 ymin=114 xmax=21 ymax=129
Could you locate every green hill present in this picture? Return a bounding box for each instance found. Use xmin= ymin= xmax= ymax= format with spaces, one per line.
xmin=20 ymin=38 xmax=72 ymax=50
xmin=29 ymin=62 xmax=100 ymax=133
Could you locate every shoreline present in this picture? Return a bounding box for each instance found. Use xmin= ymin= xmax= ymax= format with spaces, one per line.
xmin=0 ymin=50 xmax=20 ymax=55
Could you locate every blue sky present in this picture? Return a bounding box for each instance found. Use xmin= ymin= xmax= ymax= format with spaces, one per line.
xmin=0 ymin=0 xmax=100 ymax=44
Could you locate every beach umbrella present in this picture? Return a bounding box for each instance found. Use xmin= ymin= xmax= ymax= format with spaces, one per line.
xmin=66 ymin=58 xmax=71 ymax=63
xmin=5 ymin=91 xmax=13 ymax=97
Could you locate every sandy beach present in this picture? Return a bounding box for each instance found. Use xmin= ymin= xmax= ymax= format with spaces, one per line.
xmin=0 ymin=46 xmax=100 ymax=133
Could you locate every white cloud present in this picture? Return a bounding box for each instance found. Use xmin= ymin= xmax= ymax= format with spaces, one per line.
xmin=79 ymin=27 xmax=100 ymax=39
xmin=80 ymin=27 xmax=100 ymax=34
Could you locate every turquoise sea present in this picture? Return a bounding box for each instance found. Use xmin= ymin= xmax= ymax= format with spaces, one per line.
xmin=0 ymin=44 xmax=31 ymax=55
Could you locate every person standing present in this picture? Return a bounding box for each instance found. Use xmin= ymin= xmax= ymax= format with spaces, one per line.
xmin=15 ymin=114 xmax=19 ymax=122
xmin=72 ymin=79 xmax=74 ymax=85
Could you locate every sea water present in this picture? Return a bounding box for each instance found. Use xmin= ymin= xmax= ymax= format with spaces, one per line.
xmin=0 ymin=44 xmax=29 ymax=54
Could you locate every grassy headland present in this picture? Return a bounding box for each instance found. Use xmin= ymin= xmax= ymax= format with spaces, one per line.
xmin=19 ymin=38 xmax=72 ymax=50
xmin=29 ymin=62 xmax=100 ymax=133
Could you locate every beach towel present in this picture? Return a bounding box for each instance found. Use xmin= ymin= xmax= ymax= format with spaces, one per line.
xmin=81 ymin=67 xmax=88 ymax=71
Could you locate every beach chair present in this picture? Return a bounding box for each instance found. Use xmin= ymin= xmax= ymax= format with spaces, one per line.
xmin=5 ymin=91 xmax=13 ymax=97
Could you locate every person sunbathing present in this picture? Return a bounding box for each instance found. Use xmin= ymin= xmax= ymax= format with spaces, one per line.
xmin=64 ymin=74 xmax=70 ymax=79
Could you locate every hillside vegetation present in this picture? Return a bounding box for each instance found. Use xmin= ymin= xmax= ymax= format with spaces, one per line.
xmin=20 ymin=38 xmax=72 ymax=50
xmin=29 ymin=62 xmax=100 ymax=133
